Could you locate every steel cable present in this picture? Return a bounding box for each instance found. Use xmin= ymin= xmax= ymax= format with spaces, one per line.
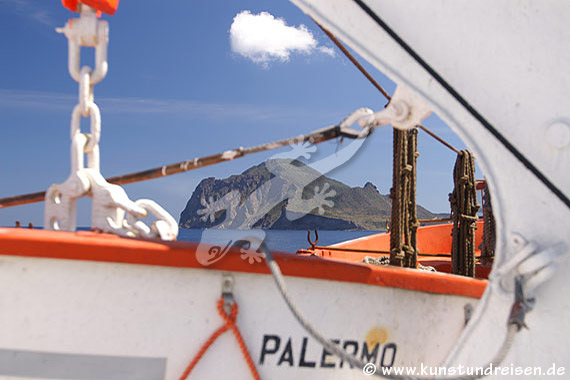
xmin=262 ymin=241 xmax=521 ymax=380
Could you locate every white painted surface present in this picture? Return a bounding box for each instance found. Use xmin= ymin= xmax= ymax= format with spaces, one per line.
xmin=0 ymin=255 xmax=476 ymax=379
xmin=289 ymin=1 xmax=570 ymax=378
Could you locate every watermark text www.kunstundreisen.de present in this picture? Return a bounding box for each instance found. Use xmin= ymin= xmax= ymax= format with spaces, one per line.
xmin=363 ymin=362 xmax=566 ymax=377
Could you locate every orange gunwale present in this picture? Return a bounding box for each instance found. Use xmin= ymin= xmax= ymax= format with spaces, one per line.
xmin=300 ymin=221 xmax=493 ymax=279
xmin=0 ymin=227 xmax=487 ymax=299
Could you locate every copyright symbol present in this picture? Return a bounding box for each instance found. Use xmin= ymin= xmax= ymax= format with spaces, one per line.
xmin=363 ymin=362 xmax=376 ymax=375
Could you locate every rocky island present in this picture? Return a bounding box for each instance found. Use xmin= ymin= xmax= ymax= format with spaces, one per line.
xmin=179 ymin=160 xmax=441 ymax=230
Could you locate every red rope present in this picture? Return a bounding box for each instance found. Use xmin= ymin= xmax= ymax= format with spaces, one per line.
xmin=179 ymin=298 xmax=261 ymax=380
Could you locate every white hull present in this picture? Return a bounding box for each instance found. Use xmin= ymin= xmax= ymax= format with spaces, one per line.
xmin=290 ymin=0 xmax=570 ymax=378
xmin=0 ymin=254 xmax=477 ymax=379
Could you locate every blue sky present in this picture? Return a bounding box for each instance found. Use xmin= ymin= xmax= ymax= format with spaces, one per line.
xmin=0 ymin=0 xmax=471 ymax=227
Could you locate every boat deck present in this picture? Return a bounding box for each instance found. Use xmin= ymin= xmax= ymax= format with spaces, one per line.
xmin=297 ymin=221 xmax=493 ymax=278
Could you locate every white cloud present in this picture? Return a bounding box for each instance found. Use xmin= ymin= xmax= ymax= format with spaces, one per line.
xmin=318 ymin=46 xmax=335 ymax=56
xmin=229 ymin=10 xmax=334 ymax=66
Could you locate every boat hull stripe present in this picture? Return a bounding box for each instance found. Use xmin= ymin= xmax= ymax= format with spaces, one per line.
xmin=0 ymin=349 xmax=166 ymax=380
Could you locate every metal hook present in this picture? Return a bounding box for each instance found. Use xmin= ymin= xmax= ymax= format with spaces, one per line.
xmin=307 ymin=229 xmax=319 ymax=250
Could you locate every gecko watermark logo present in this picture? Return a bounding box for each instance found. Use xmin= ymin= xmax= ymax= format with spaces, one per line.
xmin=195 ymin=124 xmax=369 ymax=266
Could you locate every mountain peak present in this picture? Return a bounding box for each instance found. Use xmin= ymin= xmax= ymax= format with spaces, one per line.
xmin=179 ymin=160 xmax=437 ymax=230
xmin=363 ymin=181 xmax=377 ymax=190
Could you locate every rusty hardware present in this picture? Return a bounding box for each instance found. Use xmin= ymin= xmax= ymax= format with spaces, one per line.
xmin=307 ymin=229 xmax=319 ymax=250
xmin=0 ymin=123 xmax=363 ymax=209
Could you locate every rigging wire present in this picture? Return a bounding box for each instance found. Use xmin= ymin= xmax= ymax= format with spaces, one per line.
xmin=313 ymin=18 xmax=392 ymax=101
xmin=417 ymin=123 xmax=460 ymax=154
xmin=0 ymin=18 xmax=465 ymax=210
xmin=313 ymin=18 xmax=460 ymax=154
xmin=352 ymin=0 xmax=570 ymax=210
xmin=303 ymin=245 xmax=454 ymax=257
xmin=0 ymin=124 xmax=367 ymax=209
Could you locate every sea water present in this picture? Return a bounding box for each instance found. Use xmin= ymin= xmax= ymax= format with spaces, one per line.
xmin=177 ymin=229 xmax=384 ymax=253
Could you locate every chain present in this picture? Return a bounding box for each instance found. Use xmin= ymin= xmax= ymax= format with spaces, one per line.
xmin=45 ymin=5 xmax=178 ymax=240
xmin=56 ymin=5 xmax=108 ymax=84
xmin=57 ymin=4 xmax=105 ymax=171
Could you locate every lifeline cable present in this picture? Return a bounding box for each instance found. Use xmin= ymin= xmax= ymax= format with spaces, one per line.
xmin=261 ymin=241 xmax=521 ymax=380
xmin=352 ymin=0 xmax=570 ymax=210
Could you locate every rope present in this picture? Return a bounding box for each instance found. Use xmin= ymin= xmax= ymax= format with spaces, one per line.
xmin=364 ymin=255 xmax=436 ymax=271
xmin=408 ymin=128 xmax=419 ymax=267
xmin=389 ymin=128 xmax=419 ymax=268
xmin=389 ymin=129 xmax=404 ymax=264
xmin=261 ymin=242 xmax=522 ymax=380
xmin=179 ymin=298 xmax=260 ymax=380
xmin=449 ymin=150 xmax=480 ymax=277
xmin=363 ymin=255 xmax=391 ymax=266
xmin=480 ymin=182 xmax=496 ymax=264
